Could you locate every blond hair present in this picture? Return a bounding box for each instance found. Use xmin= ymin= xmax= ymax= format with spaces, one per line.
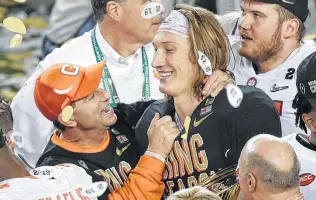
xmin=167 ymin=186 xmax=222 ymax=200
xmin=165 ymin=4 xmax=230 ymax=100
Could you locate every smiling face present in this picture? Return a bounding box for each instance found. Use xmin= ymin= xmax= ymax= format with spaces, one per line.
xmin=152 ymin=32 xmax=198 ymax=97
xmin=72 ymin=88 xmax=117 ymax=130
xmin=152 ymin=5 xmax=230 ymax=99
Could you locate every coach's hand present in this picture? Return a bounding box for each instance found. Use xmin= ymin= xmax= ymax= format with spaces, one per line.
xmin=147 ymin=113 xmax=179 ymax=159
xmin=202 ymin=69 xmax=235 ymax=98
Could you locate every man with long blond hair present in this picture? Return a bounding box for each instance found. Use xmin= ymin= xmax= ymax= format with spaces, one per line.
xmin=135 ymin=4 xmax=281 ymax=199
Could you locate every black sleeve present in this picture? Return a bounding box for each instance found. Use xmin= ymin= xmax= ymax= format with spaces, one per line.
xmin=134 ymin=100 xmax=174 ymax=154
xmin=224 ymin=105 xmax=282 ymax=165
xmin=115 ymin=101 xmax=155 ymax=129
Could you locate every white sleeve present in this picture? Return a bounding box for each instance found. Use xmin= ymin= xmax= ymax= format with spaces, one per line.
xmin=10 ymin=43 xmax=73 ymax=168
xmin=10 ymin=62 xmax=55 ymax=168
xmin=0 ymin=164 xmax=107 ymax=200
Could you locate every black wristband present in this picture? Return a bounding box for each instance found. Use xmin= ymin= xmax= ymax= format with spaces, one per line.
xmin=0 ymin=129 xmax=6 ymax=149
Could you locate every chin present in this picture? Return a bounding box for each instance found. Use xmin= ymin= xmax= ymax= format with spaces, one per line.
xmin=238 ymin=47 xmax=253 ymax=59
xmin=159 ymin=85 xmax=177 ymax=97
xmin=103 ymin=113 xmax=117 ymax=127
xmin=108 ymin=113 xmax=118 ymax=125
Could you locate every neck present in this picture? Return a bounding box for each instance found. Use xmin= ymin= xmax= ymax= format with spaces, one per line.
xmin=61 ymin=127 xmax=107 ymax=147
xmin=254 ymin=42 xmax=301 ymax=73
xmin=98 ymin=21 xmax=144 ymax=57
xmin=174 ymin=93 xmax=201 ymax=124
xmin=255 ymin=187 xmax=301 ymax=200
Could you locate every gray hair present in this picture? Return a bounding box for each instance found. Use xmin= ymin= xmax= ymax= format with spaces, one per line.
xmin=217 ymin=11 xmax=241 ymax=35
xmin=91 ymin=0 xmax=127 ymax=22
xmin=243 ymin=146 xmax=301 ymax=191
xmin=167 ymin=186 xmax=222 ymax=200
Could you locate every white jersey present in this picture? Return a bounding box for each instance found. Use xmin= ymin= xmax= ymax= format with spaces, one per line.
xmin=228 ymin=36 xmax=316 ymax=136
xmin=283 ymin=134 xmax=316 ymax=200
xmin=0 ymin=164 xmax=107 ymax=200
xmin=11 ymin=25 xmax=163 ymax=168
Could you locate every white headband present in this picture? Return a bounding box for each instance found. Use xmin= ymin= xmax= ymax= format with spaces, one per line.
xmin=157 ymin=10 xmax=189 ymax=39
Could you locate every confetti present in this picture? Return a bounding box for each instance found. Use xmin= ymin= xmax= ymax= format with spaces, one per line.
xmin=3 ymin=16 xmax=26 ymax=34
xmin=10 ymin=34 xmax=23 ymax=48
xmin=13 ymin=0 xmax=26 ymax=3
xmin=61 ymin=106 xmax=74 ymax=122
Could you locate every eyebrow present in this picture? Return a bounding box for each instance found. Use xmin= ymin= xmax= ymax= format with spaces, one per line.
xmin=153 ymin=41 xmax=178 ymax=47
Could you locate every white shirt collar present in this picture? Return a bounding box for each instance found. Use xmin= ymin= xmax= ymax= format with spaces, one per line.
xmin=95 ymin=25 xmax=141 ymax=66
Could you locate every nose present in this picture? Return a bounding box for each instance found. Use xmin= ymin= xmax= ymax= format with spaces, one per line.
xmin=238 ymin=14 xmax=251 ymax=31
xmin=152 ymin=49 xmax=165 ymax=69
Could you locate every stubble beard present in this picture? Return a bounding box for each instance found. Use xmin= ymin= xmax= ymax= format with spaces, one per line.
xmin=238 ymin=25 xmax=284 ymax=65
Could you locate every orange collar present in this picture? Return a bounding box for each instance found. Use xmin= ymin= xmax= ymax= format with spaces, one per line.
xmin=51 ymin=131 xmax=110 ymax=153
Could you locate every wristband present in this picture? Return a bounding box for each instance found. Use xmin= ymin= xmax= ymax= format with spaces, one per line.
xmin=144 ymin=151 xmax=165 ymax=163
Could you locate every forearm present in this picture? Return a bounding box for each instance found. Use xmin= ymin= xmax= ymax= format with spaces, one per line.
xmin=108 ymin=155 xmax=165 ymax=200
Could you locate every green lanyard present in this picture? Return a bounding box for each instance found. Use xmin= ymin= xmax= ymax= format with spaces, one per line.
xmin=91 ymin=27 xmax=151 ymax=107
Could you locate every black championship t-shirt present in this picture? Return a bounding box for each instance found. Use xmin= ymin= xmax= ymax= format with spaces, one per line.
xmin=135 ymin=86 xmax=282 ymax=199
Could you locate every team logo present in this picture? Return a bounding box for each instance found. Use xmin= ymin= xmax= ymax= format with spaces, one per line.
xmin=194 ymin=113 xmax=212 ymax=128
xmin=116 ymin=143 xmax=131 ymax=156
xmin=116 ymin=135 xmax=129 ymax=144
xmin=300 ymin=173 xmax=315 ymax=186
xmin=300 ymin=83 xmax=306 ymax=94
xmin=200 ymin=105 xmax=213 ymax=116
xmin=270 ymin=84 xmax=289 ymax=92
xmin=247 ymin=77 xmax=257 ymax=87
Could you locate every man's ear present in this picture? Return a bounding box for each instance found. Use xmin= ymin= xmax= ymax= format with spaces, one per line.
xmin=106 ymin=1 xmax=124 ymax=22
xmin=302 ymin=113 xmax=316 ymax=132
xmin=247 ymin=173 xmax=257 ymax=193
xmin=57 ymin=114 xmax=77 ymax=128
xmin=282 ymin=18 xmax=300 ymax=39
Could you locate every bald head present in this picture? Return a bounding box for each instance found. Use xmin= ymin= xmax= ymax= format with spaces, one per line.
xmin=240 ymin=134 xmax=300 ymax=191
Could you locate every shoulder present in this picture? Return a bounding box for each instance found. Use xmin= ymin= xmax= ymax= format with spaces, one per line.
xmin=135 ymin=99 xmax=173 ymax=128
xmin=141 ymin=99 xmax=173 ymax=118
xmin=213 ymin=85 xmax=277 ymax=116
